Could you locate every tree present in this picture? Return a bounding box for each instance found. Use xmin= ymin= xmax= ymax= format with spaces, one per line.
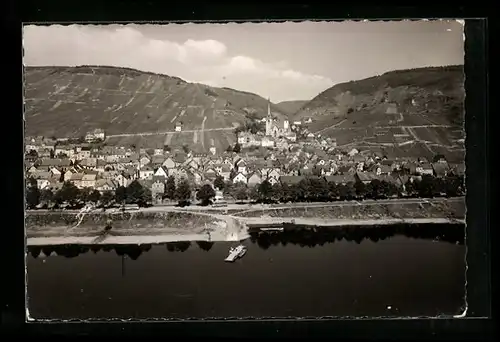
xmin=126 ymin=180 xmax=151 ymax=206
xmin=248 ymin=186 xmax=260 ymax=202
xmin=100 ymin=191 xmax=114 ymax=208
xmin=327 ymin=181 xmax=339 ymax=201
xmin=27 ymin=149 xmax=38 ymax=158
xmin=175 ymin=178 xmax=191 ymax=205
xmin=49 ymin=149 xmax=55 ymax=159
xmin=417 ymin=175 xmax=435 ymax=198
xmin=40 ymin=188 xmax=54 ymax=205
xmin=182 ymin=144 xmax=190 ymax=154
xmin=213 ymin=175 xmax=225 ymax=191
xmin=26 ymin=177 xmax=40 ymax=209
xmin=233 ymin=184 xmax=249 ymax=202
xmin=55 ymin=181 xmax=80 ymax=206
xmin=78 ymin=187 xmax=93 ymax=203
xmin=432 ymin=154 xmax=446 ymax=163
xmin=165 ymin=176 xmax=176 ymax=199
xmin=271 ymin=183 xmax=284 ymax=202
xmin=196 ymin=184 xmax=216 ymax=206
xmin=56 ymin=152 xmax=68 ymax=159
xmin=232 ymin=142 xmax=241 ymax=153
xmin=163 ymin=145 xmax=171 ymax=152
xmin=257 ymin=180 xmax=273 ymax=202
xmin=226 ymin=145 xmax=233 ymax=153
xmin=115 ymin=186 xmax=127 ymax=204
xmin=88 ymin=190 xmax=101 ymax=203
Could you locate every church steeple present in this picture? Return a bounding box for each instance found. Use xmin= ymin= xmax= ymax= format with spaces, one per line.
xmin=267 ymin=97 xmax=271 ymax=118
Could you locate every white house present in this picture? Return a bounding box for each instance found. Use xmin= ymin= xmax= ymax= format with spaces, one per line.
xmin=348 ymin=148 xmax=359 ymax=157
xmin=175 ymin=122 xmax=182 ymax=132
xmin=139 ymin=166 xmax=155 ymax=180
xmin=247 ymin=172 xmax=262 ymax=187
xmin=162 ymin=157 xmax=176 ymax=169
xmin=209 ymin=146 xmax=217 ymax=155
xmin=36 ymin=179 xmax=50 ymax=190
xmin=95 ymin=179 xmax=116 ymax=193
xmin=232 ymin=172 xmax=248 ymax=185
xmin=236 ymin=159 xmax=247 ymax=174
xmin=114 ymin=174 xmax=131 ymax=188
xmin=154 ymin=166 xmax=168 ymax=178
xmin=139 ymin=156 xmax=151 ymax=168
xmin=261 ymin=136 xmax=275 ymax=148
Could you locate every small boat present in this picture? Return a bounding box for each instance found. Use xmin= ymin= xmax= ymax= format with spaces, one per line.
xmin=224 ymin=245 xmax=247 ymax=262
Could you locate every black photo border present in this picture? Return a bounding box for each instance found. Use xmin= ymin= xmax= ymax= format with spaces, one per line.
xmin=3 ymin=2 xmax=493 ymax=339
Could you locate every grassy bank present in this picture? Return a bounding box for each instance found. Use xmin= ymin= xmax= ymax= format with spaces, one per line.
xmin=26 ymin=211 xmax=221 ymax=238
xmin=234 ymin=200 xmax=465 ymax=220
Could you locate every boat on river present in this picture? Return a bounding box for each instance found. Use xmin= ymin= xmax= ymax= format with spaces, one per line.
xmin=224 ymin=245 xmax=247 ymax=262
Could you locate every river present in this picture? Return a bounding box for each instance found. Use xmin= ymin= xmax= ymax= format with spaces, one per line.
xmin=26 ymin=223 xmax=466 ymax=320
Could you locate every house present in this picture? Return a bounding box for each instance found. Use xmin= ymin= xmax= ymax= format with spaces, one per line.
xmin=154 ymin=166 xmax=168 ymax=178
xmin=79 ymin=158 xmax=98 ymax=170
xmin=432 ymin=162 xmax=449 ymax=178
xmin=403 ymin=162 xmax=418 ymax=175
xmin=139 ymin=155 xmax=151 ymax=168
xmin=355 ymin=171 xmax=378 ymax=184
xmin=151 ymin=155 xmax=166 ymax=167
xmin=236 ymin=159 xmax=247 ymax=174
xmin=153 ymin=148 xmax=163 ymax=156
xmin=267 ymin=168 xmax=281 ymax=181
xmin=36 ymin=179 xmax=50 ymax=190
xmin=27 ymin=165 xmax=38 ymax=174
xmin=209 ymin=146 xmax=217 ymax=155
xmin=372 ymin=164 xmax=392 ymax=176
xmin=114 ymin=173 xmax=131 ymax=188
xmin=416 ymin=163 xmax=434 ymax=176
xmin=49 ymin=167 xmax=61 ymax=178
xmin=324 ymin=174 xmax=356 ymax=185
xmin=232 ymin=172 xmax=248 ymax=185
xmin=81 ymin=173 xmax=97 ymax=188
xmin=77 ymin=146 xmax=92 ymax=160
xmin=151 ymin=179 xmax=165 ymax=195
xmin=162 ymin=157 xmax=176 ymax=169
xmin=219 ymin=164 xmax=232 ymax=181
xmin=347 ymin=148 xmax=359 ymax=157
xmin=85 ymin=128 xmax=106 ymax=142
xmin=191 ymin=171 xmax=203 ymax=185
xmin=37 ymin=158 xmax=72 ymax=172
xmin=280 ymin=175 xmax=305 ymax=186
xmin=95 ymin=179 xmax=116 ymax=193
xmin=247 ymin=172 xmax=262 ymax=187
xmin=175 ymin=122 xmax=182 ymax=132
xmin=261 ymin=136 xmax=275 ymax=147
xmin=448 ymin=163 xmax=465 ymax=177
xmin=139 ymin=165 xmax=155 ymax=180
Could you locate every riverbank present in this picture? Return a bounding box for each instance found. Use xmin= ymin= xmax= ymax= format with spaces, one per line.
xmin=25 ymin=198 xmax=465 ymax=246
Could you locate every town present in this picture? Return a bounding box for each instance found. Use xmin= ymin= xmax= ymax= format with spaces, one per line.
xmin=24 ymin=105 xmax=465 ymax=211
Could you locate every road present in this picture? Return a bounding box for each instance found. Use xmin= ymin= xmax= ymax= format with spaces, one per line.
xmin=26 ymin=197 xmax=464 ymax=215
xmin=107 ymin=126 xmax=234 ymax=138
xmin=138 ymin=196 xmax=464 ymax=213
xmin=323 ymin=124 xmax=456 ymax=131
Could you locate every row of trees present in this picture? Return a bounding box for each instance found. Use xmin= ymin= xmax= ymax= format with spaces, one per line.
xmin=220 ymin=174 xmax=465 ymax=204
xmin=25 ymin=178 xmax=154 ymax=209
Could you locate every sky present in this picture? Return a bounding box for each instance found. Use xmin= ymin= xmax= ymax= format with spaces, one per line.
xmin=23 ymin=20 xmax=464 ymax=103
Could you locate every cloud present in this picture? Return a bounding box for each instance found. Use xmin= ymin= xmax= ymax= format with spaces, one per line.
xmin=23 ymin=24 xmax=333 ymax=102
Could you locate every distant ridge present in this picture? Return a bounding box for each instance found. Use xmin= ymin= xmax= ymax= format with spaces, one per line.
xmin=24 ymin=65 xmax=288 ymax=152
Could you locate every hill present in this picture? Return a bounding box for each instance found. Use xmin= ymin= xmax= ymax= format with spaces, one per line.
xmin=294 ymin=65 xmax=465 ymax=162
xmin=276 ymin=100 xmax=308 ymax=116
xmin=24 ymin=65 xmax=288 ymax=152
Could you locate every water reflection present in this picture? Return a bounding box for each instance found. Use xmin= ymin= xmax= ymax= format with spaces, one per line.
xmin=250 ymin=223 xmax=464 ymax=249
xmin=27 ymin=223 xmax=463 ymax=260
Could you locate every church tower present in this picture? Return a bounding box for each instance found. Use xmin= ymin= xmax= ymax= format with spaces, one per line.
xmin=265 ymin=97 xmax=272 ymax=136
